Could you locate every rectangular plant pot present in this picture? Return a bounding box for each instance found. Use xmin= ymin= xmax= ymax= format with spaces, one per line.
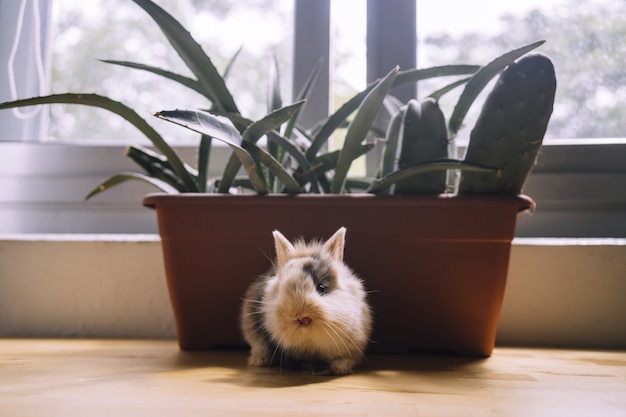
xmin=143 ymin=193 xmax=533 ymax=356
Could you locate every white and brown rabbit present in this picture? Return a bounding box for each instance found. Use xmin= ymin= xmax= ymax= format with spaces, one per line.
xmin=240 ymin=227 xmax=372 ymax=375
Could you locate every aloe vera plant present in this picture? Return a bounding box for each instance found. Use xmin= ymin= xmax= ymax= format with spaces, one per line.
xmin=0 ymin=0 xmax=554 ymax=198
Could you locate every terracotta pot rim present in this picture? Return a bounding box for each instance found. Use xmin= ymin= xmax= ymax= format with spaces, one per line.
xmin=143 ymin=193 xmax=535 ymax=214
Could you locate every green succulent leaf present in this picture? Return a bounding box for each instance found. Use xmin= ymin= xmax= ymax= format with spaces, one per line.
xmin=311 ymin=142 xmax=377 ymax=177
xmin=125 ymin=144 xmax=192 ymax=192
xmin=393 ymin=65 xmax=480 ymax=88
xmin=223 ymin=45 xmax=243 ymax=80
xmin=212 ymin=100 xmax=306 ymax=192
xmin=212 ymin=177 xmax=254 ymax=192
xmin=201 ymin=112 xmax=252 ymax=188
xmin=156 ymin=109 xmax=240 ymax=144
xmin=306 ymin=64 xmax=470 ymax=162
xmin=219 ymin=156 xmax=245 ymax=193
xmin=130 ymin=0 xmax=238 ymax=113
xmin=267 ymin=54 xmax=283 ymax=113
xmin=196 ymin=136 xmax=212 ymax=192
xmin=155 ymin=109 xmax=268 ymax=194
xmin=207 ymin=111 xmax=253 ymax=133
xmin=331 ymin=66 xmax=399 ymax=193
xmin=266 ymin=131 xmax=320 ymax=193
xmin=242 ymin=100 xmax=307 ymax=143
xmin=380 ymin=108 xmax=405 ymax=181
xmin=99 ymin=59 xmax=211 ymax=99
xmin=345 ymin=178 xmax=375 ymax=192
xmin=306 ymin=90 xmax=367 ymax=161
xmin=85 ymin=172 xmax=178 ymax=201
xmin=428 ymin=77 xmax=471 ymax=101
xmin=367 ymin=160 xmax=498 ymax=194
xmin=0 ymin=93 xmax=198 ymax=192
xmin=448 ymin=40 xmax=546 ymax=135
xmin=241 ymin=141 xmax=302 ymax=194
xmin=284 ymin=58 xmax=323 ymax=139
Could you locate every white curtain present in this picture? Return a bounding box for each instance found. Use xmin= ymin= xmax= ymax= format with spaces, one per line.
xmin=0 ymin=0 xmax=52 ymax=142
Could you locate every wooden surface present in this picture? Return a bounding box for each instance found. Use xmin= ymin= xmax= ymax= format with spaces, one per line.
xmin=1 ymin=339 xmax=625 ymax=416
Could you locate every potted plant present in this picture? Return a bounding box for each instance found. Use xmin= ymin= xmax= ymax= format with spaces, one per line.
xmin=0 ymin=0 xmax=555 ymax=356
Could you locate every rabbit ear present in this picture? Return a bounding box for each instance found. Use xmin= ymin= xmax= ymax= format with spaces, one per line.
xmin=273 ymin=230 xmax=295 ymax=268
xmin=323 ymin=227 xmax=346 ymax=261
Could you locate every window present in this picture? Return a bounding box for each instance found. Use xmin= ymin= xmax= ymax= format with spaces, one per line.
xmin=0 ymin=0 xmax=624 ymax=236
xmin=48 ymin=0 xmax=293 ymax=143
xmin=417 ymin=0 xmax=625 ymax=142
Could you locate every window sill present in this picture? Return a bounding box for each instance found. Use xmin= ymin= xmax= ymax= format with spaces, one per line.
xmin=0 ymin=235 xmax=624 ymax=349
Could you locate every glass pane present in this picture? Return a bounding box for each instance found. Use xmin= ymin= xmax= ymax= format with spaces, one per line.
xmin=49 ymin=0 xmax=293 ymax=143
xmin=330 ymin=1 xmax=367 ymax=174
xmin=332 ymin=1 xmax=366 ymax=106
xmin=418 ymin=0 xmax=625 ymax=141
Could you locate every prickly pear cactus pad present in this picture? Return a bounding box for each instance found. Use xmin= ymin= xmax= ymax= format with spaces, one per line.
xmin=395 ymin=98 xmax=449 ymax=194
xmin=459 ymin=54 xmax=556 ymax=195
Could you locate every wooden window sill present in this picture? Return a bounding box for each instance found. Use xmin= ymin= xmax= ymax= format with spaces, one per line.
xmin=1 ymin=339 xmax=624 ymax=416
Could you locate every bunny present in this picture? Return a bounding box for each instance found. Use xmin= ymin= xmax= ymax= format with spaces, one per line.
xmin=240 ymin=227 xmax=372 ymax=375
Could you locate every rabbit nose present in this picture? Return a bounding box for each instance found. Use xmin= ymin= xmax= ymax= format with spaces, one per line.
xmin=298 ymin=316 xmax=312 ymax=326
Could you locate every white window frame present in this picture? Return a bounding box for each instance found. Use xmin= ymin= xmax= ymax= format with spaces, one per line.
xmin=0 ymin=0 xmax=624 ymax=236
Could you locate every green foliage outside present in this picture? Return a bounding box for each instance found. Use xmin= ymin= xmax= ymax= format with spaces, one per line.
xmin=49 ymin=0 xmax=624 ymax=142
xmin=420 ymin=0 xmax=625 ymax=139
xmin=49 ymin=0 xmax=291 ymax=142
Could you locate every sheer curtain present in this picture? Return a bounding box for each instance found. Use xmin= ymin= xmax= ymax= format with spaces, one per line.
xmin=0 ymin=0 xmax=52 ymax=142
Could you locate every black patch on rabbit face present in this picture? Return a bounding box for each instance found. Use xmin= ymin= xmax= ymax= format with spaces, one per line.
xmin=302 ymin=257 xmax=337 ymax=295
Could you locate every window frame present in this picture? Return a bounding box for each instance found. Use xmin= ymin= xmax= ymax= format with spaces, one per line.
xmin=0 ymin=0 xmax=624 ymax=236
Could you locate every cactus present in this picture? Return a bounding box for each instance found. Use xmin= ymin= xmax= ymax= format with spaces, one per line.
xmin=369 ymin=40 xmax=550 ymax=196
xmin=459 ymin=54 xmax=556 ymax=195
xmin=393 ymin=98 xmax=449 ymax=194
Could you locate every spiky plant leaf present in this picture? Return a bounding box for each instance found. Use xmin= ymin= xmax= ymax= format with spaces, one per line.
xmin=223 ymin=45 xmax=243 ymax=80
xmin=85 ymin=172 xmax=178 ymax=200
xmin=311 ymin=143 xmax=376 ymax=177
xmin=304 ymin=64 xmax=474 ymax=161
xmin=380 ymin=108 xmax=404 ymax=182
xmin=242 ymin=100 xmax=306 ymax=143
xmin=305 ymin=93 xmax=364 ymax=161
xmin=331 ymin=66 xmax=399 ymax=193
xmin=155 ymin=109 xmax=268 ymax=194
xmin=393 ymin=65 xmax=480 ymax=88
xmin=367 ymin=160 xmax=497 ymax=194
xmin=125 ymin=144 xmax=191 ymax=191
xmin=267 ymin=54 xmax=282 ymax=113
xmin=284 ymin=58 xmax=323 ymax=139
xmin=266 ymin=131 xmax=320 ymax=193
xmin=428 ymin=77 xmax=471 ymax=101
xmin=0 ymin=93 xmax=198 ymax=191
xmin=241 ymin=141 xmax=302 ymax=194
xmin=213 ymin=100 xmax=306 ymax=192
xmin=99 ymin=59 xmax=211 ymax=98
xmin=196 ymin=136 xmax=212 ymax=192
xmin=448 ymin=40 xmax=546 ymax=135
xmin=130 ymin=0 xmax=238 ymax=113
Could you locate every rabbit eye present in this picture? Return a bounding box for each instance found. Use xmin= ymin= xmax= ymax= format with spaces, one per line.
xmin=316 ymin=283 xmax=326 ymax=295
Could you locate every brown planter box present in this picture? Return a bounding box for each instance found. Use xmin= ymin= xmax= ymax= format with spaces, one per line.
xmin=143 ymin=193 xmax=533 ymax=356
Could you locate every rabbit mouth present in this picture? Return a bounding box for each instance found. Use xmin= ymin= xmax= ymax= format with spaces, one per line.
xmin=296 ymin=316 xmax=313 ymax=327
